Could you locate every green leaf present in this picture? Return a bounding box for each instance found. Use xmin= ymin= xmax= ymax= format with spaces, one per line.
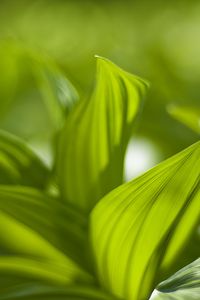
xmin=0 ymin=185 xmax=93 ymax=287
xmin=32 ymin=55 xmax=79 ymax=129
xmin=56 ymin=56 xmax=148 ymax=213
xmin=168 ymin=105 xmax=200 ymax=135
xmin=31 ymin=57 xmax=79 ymax=164
xmin=0 ymin=130 xmax=49 ymax=188
xmin=0 ymin=186 xmax=85 ymax=261
xmin=0 ymin=42 xmax=78 ymax=163
xmin=90 ymin=141 xmax=200 ymax=300
xmin=0 ymin=257 xmax=82 ymax=288
xmin=150 ymin=258 xmax=200 ymax=299
xmin=167 ymin=104 xmax=200 ymax=272
xmin=0 ymin=284 xmax=115 ymax=300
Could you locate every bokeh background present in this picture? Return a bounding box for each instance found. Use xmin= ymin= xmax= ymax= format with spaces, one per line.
xmin=0 ymin=0 xmax=199 ymax=178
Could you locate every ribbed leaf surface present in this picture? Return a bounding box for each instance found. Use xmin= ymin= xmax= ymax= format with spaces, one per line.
xmin=90 ymin=141 xmax=200 ymax=300
xmin=0 ymin=186 xmax=92 ymax=289
xmin=57 ymin=56 xmax=148 ymax=212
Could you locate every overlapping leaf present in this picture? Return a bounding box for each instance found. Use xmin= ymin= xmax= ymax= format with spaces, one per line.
xmin=90 ymin=141 xmax=200 ymax=300
xmin=0 ymin=186 xmax=93 ymax=289
xmin=0 ymin=257 xmax=81 ymax=288
xmin=150 ymin=258 xmax=200 ymax=299
xmin=0 ymin=130 xmax=49 ymax=187
xmin=57 ymin=56 xmax=148 ymax=212
xmin=167 ymin=104 xmax=200 ymax=271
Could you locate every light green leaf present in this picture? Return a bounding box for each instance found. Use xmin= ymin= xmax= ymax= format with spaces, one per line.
xmin=168 ymin=105 xmax=200 ymax=135
xmin=0 ymin=185 xmax=93 ymax=287
xmin=90 ymin=141 xmax=200 ymax=300
xmin=167 ymin=105 xmax=200 ymax=270
xmin=167 ymin=104 xmax=200 ymax=272
xmin=57 ymin=56 xmax=148 ymax=213
xmin=0 ymin=130 xmax=49 ymax=188
xmin=0 ymin=284 xmax=115 ymax=300
xmin=150 ymin=258 xmax=200 ymax=299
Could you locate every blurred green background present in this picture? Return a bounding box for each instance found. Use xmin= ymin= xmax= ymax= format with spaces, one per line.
xmin=0 ymin=0 xmax=199 ymax=174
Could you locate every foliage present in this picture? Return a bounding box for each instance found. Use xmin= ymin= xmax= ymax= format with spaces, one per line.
xmin=0 ymin=53 xmax=199 ymax=300
xmin=1 ymin=0 xmax=200 ymax=156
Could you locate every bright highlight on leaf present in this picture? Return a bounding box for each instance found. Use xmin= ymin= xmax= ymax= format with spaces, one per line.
xmin=57 ymin=56 xmax=149 ymax=213
xmin=90 ymin=141 xmax=200 ymax=300
xmin=150 ymin=258 xmax=200 ymax=300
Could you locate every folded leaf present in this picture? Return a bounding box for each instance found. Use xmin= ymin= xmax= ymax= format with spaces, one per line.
xmin=168 ymin=105 xmax=200 ymax=135
xmin=149 ymin=258 xmax=200 ymax=299
xmin=0 ymin=284 xmax=115 ymax=300
xmin=90 ymin=141 xmax=200 ymax=300
xmin=57 ymin=56 xmax=148 ymax=212
xmin=0 ymin=186 xmax=92 ymax=286
xmin=0 ymin=130 xmax=49 ymax=188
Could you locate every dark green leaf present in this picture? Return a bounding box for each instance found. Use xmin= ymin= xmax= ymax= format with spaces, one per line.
xmin=0 ymin=284 xmax=115 ymax=300
xmin=0 ymin=130 xmax=49 ymax=188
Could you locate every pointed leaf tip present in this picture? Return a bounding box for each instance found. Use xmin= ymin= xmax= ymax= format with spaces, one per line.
xmin=56 ymin=57 xmax=149 ymax=212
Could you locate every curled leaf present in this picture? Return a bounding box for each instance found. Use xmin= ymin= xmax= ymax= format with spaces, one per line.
xmin=57 ymin=56 xmax=148 ymax=213
xmin=150 ymin=258 xmax=200 ymax=299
